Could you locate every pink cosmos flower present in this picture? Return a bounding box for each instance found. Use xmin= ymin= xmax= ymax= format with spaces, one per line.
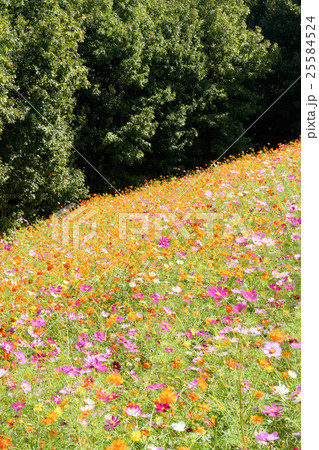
xmin=52 ymin=395 xmax=62 ymax=404
xmin=132 ymin=293 xmax=144 ymax=299
xmin=0 ymin=368 xmax=8 ymax=377
xmin=207 ymin=286 xmax=228 ymax=305
xmin=150 ymin=293 xmax=166 ymax=303
xmin=263 ymin=342 xmax=282 ymax=359
xmin=262 ymin=237 xmax=276 ymax=246
xmin=21 ymin=380 xmax=31 ymax=393
xmin=158 ymin=321 xmax=171 ymax=333
xmin=14 ymin=351 xmax=27 ymax=364
xmin=252 ymin=234 xmax=264 ymax=246
xmin=254 ymin=430 xmax=279 ymax=445
xmin=291 ymin=233 xmax=300 ymax=240
xmin=255 ymin=308 xmax=266 ymax=314
xmin=290 ymin=341 xmax=301 ymax=349
xmin=116 ymin=315 xmax=124 ymax=321
xmin=262 ymin=404 xmax=283 ymax=417
xmin=165 ymin=347 xmax=174 ymax=352
xmin=241 ymin=381 xmax=251 ymax=392
xmin=1 ymin=342 xmax=14 ymax=353
xmin=55 ymin=365 xmax=82 ymax=376
xmin=233 ymin=302 xmax=247 ymax=314
xmin=68 ymin=312 xmax=79 ymax=321
xmin=163 ymin=306 xmax=173 ymax=315
xmin=240 ymin=290 xmax=258 ymax=302
xmin=125 ymin=404 xmax=142 ymax=417
xmin=94 ymin=331 xmax=105 ymax=342
xmin=146 ymin=382 xmax=167 ymax=390
xmin=80 ymin=285 xmax=92 ymax=292
xmin=277 ymin=184 xmax=284 ymax=192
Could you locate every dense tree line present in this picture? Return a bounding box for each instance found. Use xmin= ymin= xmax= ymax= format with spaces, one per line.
xmin=0 ymin=0 xmax=300 ymax=233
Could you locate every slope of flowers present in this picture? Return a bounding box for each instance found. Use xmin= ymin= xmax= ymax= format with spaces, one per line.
xmin=0 ymin=141 xmax=300 ymax=450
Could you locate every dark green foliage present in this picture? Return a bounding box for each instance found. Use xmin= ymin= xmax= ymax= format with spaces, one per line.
xmin=245 ymin=0 xmax=301 ymax=148
xmin=0 ymin=0 xmax=88 ymax=233
xmin=75 ymin=0 xmax=273 ymax=192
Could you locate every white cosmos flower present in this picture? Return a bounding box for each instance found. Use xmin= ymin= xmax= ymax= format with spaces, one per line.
xmin=273 ymin=382 xmax=289 ymax=396
xmin=0 ymin=368 xmax=8 ymax=377
xmin=172 ymin=286 xmax=182 ymax=294
xmin=171 ymin=421 xmax=186 ymax=431
xmin=288 ymin=370 xmax=297 ymax=378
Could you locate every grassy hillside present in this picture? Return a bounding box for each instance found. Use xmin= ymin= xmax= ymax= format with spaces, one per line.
xmin=0 ymin=141 xmax=301 ymax=449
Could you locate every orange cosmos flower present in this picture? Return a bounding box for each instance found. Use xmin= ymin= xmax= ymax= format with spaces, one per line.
xmin=0 ymin=437 xmax=12 ymax=449
xmin=258 ymin=359 xmax=272 ymax=372
xmin=159 ymin=387 xmax=176 ymax=404
xmin=226 ymin=359 xmax=237 ymax=370
xmin=106 ymin=373 xmax=124 ymax=385
xmin=141 ymin=429 xmax=149 ymax=436
xmin=198 ymin=378 xmax=208 ymax=391
xmin=253 ymin=390 xmax=264 ymax=398
xmin=197 ymin=403 xmax=210 ymax=411
xmin=250 ymin=415 xmax=263 ymax=424
xmin=269 ymin=328 xmax=285 ymax=342
xmin=109 ymin=440 xmax=126 ymax=450
xmin=46 ymin=411 xmax=58 ymax=423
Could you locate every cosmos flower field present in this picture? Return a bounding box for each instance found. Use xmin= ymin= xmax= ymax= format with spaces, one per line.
xmin=0 ymin=141 xmax=301 ymax=449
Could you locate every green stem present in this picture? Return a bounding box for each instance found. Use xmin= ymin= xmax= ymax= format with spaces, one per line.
xmin=238 ymin=340 xmax=246 ymax=448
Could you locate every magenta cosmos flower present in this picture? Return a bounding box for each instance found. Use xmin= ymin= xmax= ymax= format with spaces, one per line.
xmin=101 ymin=392 xmax=121 ymax=402
xmin=12 ymin=402 xmax=26 ymax=411
xmin=254 ymin=430 xmax=279 ymax=445
xmin=104 ymin=415 xmax=121 ymax=430
xmin=158 ymin=237 xmax=171 ymax=248
xmin=207 ymin=286 xmax=228 ymax=305
xmin=263 ymin=342 xmax=282 ymax=359
xmin=80 ymin=284 xmax=92 ymax=292
xmin=262 ymin=404 xmax=283 ymax=417
xmin=269 ymin=283 xmax=281 ymax=291
xmin=155 ymin=402 xmax=171 ymax=413
xmin=150 ymin=293 xmax=166 ymax=303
